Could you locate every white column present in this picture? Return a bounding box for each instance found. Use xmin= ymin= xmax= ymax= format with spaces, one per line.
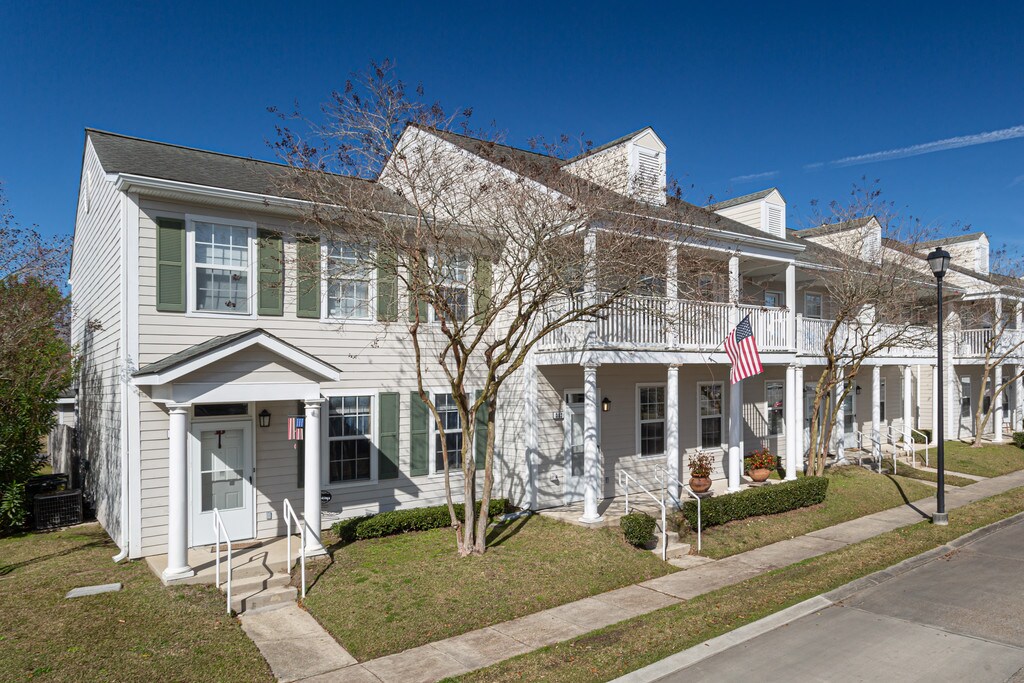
xmin=524 ymin=354 xmax=539 ymax=510
xmin=872 ymin=366 xmax=882 ymax=463
xmin=666 ymin=365 xmax=680 ymax=504
xmin=785 ymin=262 xmax=796 ymax=351
xmin=795 ymin=365 xmax=805 ymax=469
xmin=1016 ymin=305 xmax=1024 ymax=430
xmin=667 ymin=245 xmax=679 ymax=347
xmin=580 ymin=364 xmax=603 ymax=523
xmin=836 ymin=379 xmax=846 ymax=461
xmin=931 ymin=364 xmax=939 ymax=445
xmin=903 ymin=366 xmax=913 ymax=445
xmin=727 ymin=254 xmax=742 ymax=492
xmin=584 ymin=226 xmax=598 ymax=347
xmin=994 ymin=363 xmax=1004 ymax=442
xmin=304 ymin=398 xmax=327 ymax=556
xmin=162 ymin=403 xmax=194 ymax=581
xmin=785 ymin=363 xmax=798 ymax=480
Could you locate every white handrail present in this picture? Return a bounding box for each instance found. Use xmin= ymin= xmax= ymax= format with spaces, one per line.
xmin=654 ymin=465 xmax=702 ymax=554
xmin=881 ymin=425 xmax=905 ymax=474
xmin=909 ymin=429 xmax=931 ymax=467
xmin=282 ymin=498 xmax=307 ymax=599
xmin=616 ymin=470 xmax=668 ymax=561
xmin=848 ymin=429 xmax=883 ymax=472
xmin=212 ymin=508 xmax=232 ymax=615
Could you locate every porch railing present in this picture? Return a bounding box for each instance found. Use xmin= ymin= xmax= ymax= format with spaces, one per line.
xmin=797 ymin=317 xmax=935 ymax=358
xmin=213 ymin=508 xmax=232 ymax=615
xmin=957 ymin=328 xmax=1024 ymax=358
xmin=654 ymin=465 xmax=702 ymax=554
xmin=282 ymin=498 xmax=307 ymax=599
xmin=616 ymin=470 xmax=668 ymax=561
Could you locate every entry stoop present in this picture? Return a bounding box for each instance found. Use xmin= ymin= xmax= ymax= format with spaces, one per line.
xmin=229 ymin=572 xmax=298 ymax=614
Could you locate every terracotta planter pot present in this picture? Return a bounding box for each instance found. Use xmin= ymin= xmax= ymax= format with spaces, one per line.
xmin=689 ymin=476 xmax=712 ymax=493
xmin=749 ymin=468 xmax=772 ymax=483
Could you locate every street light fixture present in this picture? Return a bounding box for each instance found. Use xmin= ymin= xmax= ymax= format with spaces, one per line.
xmin=927 ymin=247 xmax=951 ymax=525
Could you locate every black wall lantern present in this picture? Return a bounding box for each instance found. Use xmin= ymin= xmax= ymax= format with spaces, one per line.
xmin=855 ymin=385 xmax=862 ymax=396
xmin=258 ymin=409 xmax=271 ymax=428
xmin=602 ymin=397 xmax=611 ymax=412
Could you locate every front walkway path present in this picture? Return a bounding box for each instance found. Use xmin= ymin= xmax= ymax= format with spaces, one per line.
xmin=262 ymin=469 xmax=1024 ymax=682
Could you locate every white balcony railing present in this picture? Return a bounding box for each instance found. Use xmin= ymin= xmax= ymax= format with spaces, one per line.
xmin=796 ymin=316 xmax=935 ymax=358
xmin=957 ymin=328 xmax=1024 ymax=358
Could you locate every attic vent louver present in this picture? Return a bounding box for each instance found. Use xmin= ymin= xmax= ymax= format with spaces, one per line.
xmin=634 ymin=148 xmax=664 ymax=204
xmin=766 ymin=205 xmax=783 ymax=237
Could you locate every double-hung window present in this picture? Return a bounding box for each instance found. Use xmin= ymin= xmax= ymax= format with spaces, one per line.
xmin=804 ymin=293 xmax=823 ymax=319
xmin=879 ymin=378 xmax=886 ymax=420
xmin=961 ymin=378 xmax=972 ymax=418
xmin=327 ymin=396 xmax=372 ymax=483
xmin=434 ymin=393 xmax=464 ymax=472
xmin=192 ymin=219 xmax=254 ymax=314
xmin=698 ymin=383 xmax=724 ymax=448
xmin=766 ymin=381 xmax=784 ymax=436
xmin=434 ymin=256 xmax=471 ymax=323
xmin=638 ymin=385 xmax=666 ymax=456
xmin=325 ymin=243 xmax=373 ymax=320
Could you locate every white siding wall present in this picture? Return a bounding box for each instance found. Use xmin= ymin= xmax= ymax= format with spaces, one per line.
xmin=715 ymin=202 xmax=762 ymax=231
xmin=68 ymin=140 xmax=124 ymax=544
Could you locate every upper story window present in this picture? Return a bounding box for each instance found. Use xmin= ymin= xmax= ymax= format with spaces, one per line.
xmin=804 ymin=293 xmax=823 ymax=319
xmin=325 ymin=243 xmax=374 ymax=320
xmin=764 ymin=291 xmax=783 ymax=308
xmin=434 ymin=255 xmax=471 ymax=323
xmin=191 ymin=219 xmax=255 ymax=315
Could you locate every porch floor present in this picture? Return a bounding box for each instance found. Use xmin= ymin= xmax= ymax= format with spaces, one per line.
xmin=145 ymin=536 xmax=296 ymax=586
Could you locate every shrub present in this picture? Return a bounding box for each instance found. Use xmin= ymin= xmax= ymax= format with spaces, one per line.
xmin=913 ymin=429 xmax=932 ymax=444
xmin=1013 ymin=432 xmax=1024 ymax=449
xmin=331 ymin=498 xmax=509 ymax=542
xmin=688 ymin=452 xmax=714 ymax=478
xmin=680 ymin=476 xmax=829 ymax=529
xmin=620 ymin=511 xmax=657 ymax=548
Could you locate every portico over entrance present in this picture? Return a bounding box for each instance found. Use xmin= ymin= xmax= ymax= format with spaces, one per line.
xmin=132 ymin=329 xmax=341 ymax=582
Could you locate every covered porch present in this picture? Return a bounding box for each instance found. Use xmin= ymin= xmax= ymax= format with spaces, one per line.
xmin=132 ymin=329 xmax=341 ymax=583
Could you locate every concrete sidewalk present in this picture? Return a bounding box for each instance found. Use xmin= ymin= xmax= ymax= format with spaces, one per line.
xmin=626 ymin=512 xmax=1024 ymax=682
xmin=274 ymin=468 xmax=1024 ymax=682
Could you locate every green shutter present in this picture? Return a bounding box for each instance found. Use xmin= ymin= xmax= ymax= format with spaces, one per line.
xmin=407 ymin=253 xmax=430 ymax=322
xmin=378 ymin=392 xmax=400 ymax=479
xmin=377 ymin=251 xmax=398 ymax=322
xmin=257 ymin=230 xmax=284 ymax=316
xmin=156 ymin=218 xmax=186 ymax=312
xmin=474 ymin=258 xmax=492 ymax=321
xmin=475 ymin=390 xmax=488 ymax=469
xmin=409 ymin=392 xmax=429 ymax=476
xmin=296 ymin=236 xmax=321 ymax=319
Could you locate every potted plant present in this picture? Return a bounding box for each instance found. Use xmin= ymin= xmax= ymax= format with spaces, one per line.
xmin=748 ymin=446 xmax=775 ymax=482
xmin=687 ymin=452 xmax=714 ymax=493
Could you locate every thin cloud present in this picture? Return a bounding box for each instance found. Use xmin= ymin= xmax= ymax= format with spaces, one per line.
xmin=730 ymin=170 xmax=779 ymax=183
xmin=1011 ymin=174 xmax=1024 ymax=187
xmin=810 ymin=124 xmax=1024 ymax=169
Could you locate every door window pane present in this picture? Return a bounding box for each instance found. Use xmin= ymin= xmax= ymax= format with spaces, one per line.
xmin=199 ymin=428 xmax=245 ymax=512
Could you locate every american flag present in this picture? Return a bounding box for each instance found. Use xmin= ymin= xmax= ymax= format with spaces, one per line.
xmin=287 ymin=416 xmax=305 ymax=440
xmin=725 ymin=314 xmax=763 ymax=384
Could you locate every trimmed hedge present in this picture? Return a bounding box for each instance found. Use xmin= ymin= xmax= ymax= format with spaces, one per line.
xmin=913 ymin=429 xmax=932 ymax=444
xmin=331 ymin=498 xmax=509 ymax=542
xmin=680 ymin=476 xmax=829 ymax=529
xmin=620 ymin=511 xmax=657 ymax=548
xmin=1013 ymin=432 xmax=1024 ymax=449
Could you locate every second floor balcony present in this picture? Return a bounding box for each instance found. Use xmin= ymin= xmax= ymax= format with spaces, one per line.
xmin=957 ymin=328 xmax=1024 ymax=359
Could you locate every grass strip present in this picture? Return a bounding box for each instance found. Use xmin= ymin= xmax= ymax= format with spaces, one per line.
xmin=450 ymin=486 xmax=1024 ymax=683
xmin=883 ymin=461 xmax=975 ymax=487
xmin=938 ymin=441 xmax=1024 ymax=478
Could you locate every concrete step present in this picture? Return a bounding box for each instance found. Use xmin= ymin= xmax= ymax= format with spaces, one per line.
xmin=229 ymin=578 xmax=297 ymax=614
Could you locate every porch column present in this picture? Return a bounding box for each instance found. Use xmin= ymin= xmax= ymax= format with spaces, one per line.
xmin=785 ymin=262 xmax=796 ymax=351
xmin=836 ymin=379 xmax=846 ymax=462
xmin=727 ymin=254 xmax=742 ymax=493
xmin=994 ymin=364 xmax=1004 ymax=442
xmin=304 ymin=398 xmax=327 ymax=556
xmin=872 ymin=365 xmax=882 ymax=463
xmin=931 ymin=364 xmax=939 ymax=445
xmin=794 ymin=365 xmax=805 ymax=470
xmin=580 ymin=364 xmax=603 ymax=523
xmin=524 ymin=354 xmax=539 ymax=510
xmin=162 ymin=403 xmax=194 ymax=581
xmin=1017 ymin=305 xmax=1024 ymax=430
xmin=584 ymin=226 xmax=598 ymax=347
xmin=666 ymin=245 xmax=679 ymax=347
xmin=903 ymin=366 xmax=913 ymax=445
xmin=785 ymin=363 xmax=798 ymax=480
xmin=666 ymin=364 xmax=680 ymax=504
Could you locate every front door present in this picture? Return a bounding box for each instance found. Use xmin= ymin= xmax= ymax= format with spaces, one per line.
xmin=842 ymin=391 xmax=857 ymax=448
xmin=190 ymin=420 xmax=254 ymax=547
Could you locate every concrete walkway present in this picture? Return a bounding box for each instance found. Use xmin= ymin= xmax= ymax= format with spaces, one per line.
xmin=255 ymin=468 xmax=1024 ymax=682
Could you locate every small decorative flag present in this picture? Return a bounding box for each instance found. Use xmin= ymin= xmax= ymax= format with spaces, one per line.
xmin=725 ymin=314 xmax=764 ymax=384
xmin=287 ymin=416 xmax=305 ymax=441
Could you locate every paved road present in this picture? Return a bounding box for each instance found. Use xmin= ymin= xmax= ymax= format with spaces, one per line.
xmin=658 ymin=518 xmax=1024 ymax=682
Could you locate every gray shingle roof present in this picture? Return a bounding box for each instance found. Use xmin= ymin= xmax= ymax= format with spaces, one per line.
xmin=917 ymin=232 xmax=988 ymax=248
xmin=797 ymin=217 xmax=876 ymax=238
xmin=706 ymin=188 xmax=782 ymax=211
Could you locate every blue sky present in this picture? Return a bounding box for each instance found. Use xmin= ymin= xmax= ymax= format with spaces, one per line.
xmin=2 ymin=1 xmax=1022 ymax=251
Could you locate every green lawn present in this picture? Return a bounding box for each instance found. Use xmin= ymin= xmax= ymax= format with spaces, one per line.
xmin=0 ymin=524 xmax=271 ymax=682
xmin=883 ymin=461 xmax=975 ymax=487
xmin=302 ymin=515 xmax=675 ymax=661
xmin=451 ymin=485 xmax=1024 ymax=683
xmin=940 ymin=441 xmax=1024 ymax=478
xmin=676 ymin=466 xmax=936 ymax=559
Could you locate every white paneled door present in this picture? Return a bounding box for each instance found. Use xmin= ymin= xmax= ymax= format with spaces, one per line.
xmin=190 ymin=420 xmax=254 ymax=547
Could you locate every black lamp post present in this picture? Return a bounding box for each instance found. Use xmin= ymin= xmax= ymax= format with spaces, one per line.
xmin=927 ymin=247 xmax=951 ymax=525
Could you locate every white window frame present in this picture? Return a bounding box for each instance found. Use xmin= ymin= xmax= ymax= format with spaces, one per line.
xmin=186 ymin=214 xmax=257 ymax=319
xmin=697 ymin=382 xmax=725 ymax=450
xmin=961 ymin=377 xmax=972 ymax=419
xmin=321 ymin=242 xmax=377 ymax=322
xmin=765 ymin=381 xmax=785 ymax=436
xmin=804 ymin=292 xmax=824 ymax=319
xmin=764 ymin=291 xmax=784 ymax=308
xmin=321 ymin=390 xmax=378 ymax=487
xmin=429 ymin=254 xmax=473 ymax=325
xmin=429 ymin=389 xmax=468 ymax=477
xmin=635 ymin=383 xmax=667 ymax=458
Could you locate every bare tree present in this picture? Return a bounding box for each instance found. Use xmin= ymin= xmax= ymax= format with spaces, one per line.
xmin=271 ymin=61 xmax=716 ymax=555
xmin=801 ymin=182 xmax=937 ymax=476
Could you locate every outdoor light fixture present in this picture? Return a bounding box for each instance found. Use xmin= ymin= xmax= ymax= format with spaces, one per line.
xmin=855 ymin=385 xmax=862 ymax=396
xmin=258 ymin=409 xmax=271 ymax=428
xmin=602 ymin=397 xmax=611 ymax=412
xmin=929 ymin=247 xmax=952 ymax=525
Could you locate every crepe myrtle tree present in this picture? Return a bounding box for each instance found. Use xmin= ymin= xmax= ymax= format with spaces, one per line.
xmin=270 ymin=61 xmax=716 ymax=555
xmin=801 ymin=181 xmax=938 ymax=476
